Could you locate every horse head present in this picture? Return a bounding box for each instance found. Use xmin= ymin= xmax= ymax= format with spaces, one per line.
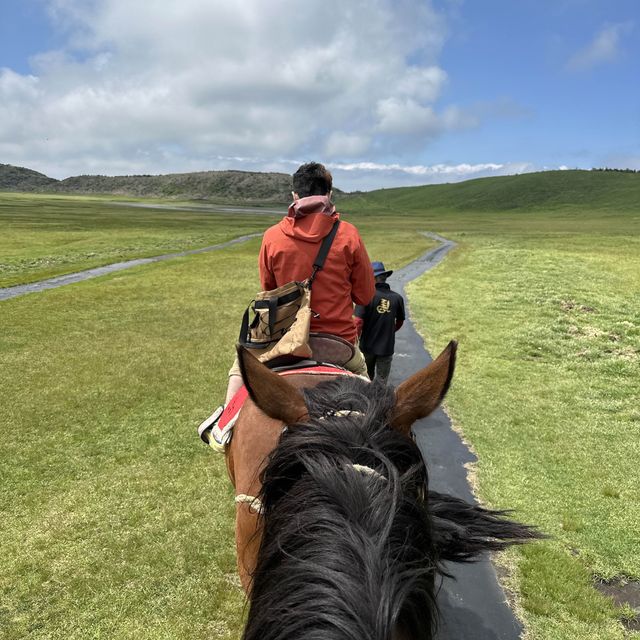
xmin=233 ymin=342 xmax=541 ymax=640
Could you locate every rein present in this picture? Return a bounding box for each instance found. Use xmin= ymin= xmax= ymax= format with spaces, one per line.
xmin=234 ymin=409 xmax=387 ymax=513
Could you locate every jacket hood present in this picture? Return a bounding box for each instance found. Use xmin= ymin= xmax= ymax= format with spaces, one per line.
xmin=279 ymin=195 xmax=339 ymax=242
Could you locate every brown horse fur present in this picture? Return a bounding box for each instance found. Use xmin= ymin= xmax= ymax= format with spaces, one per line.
xmin=392 ymin=340 xmax=457 ymax=435
xmin=225 ymin=373 xmax=337 ymax=591
xmin=226 ymin=341 xmax=458 ymax=591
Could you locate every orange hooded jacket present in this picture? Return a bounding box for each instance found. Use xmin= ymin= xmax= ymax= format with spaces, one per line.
xmin=258 ymin=196 xmax=375 ymax=344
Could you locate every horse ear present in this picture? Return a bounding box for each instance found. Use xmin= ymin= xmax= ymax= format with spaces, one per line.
xmin=391 ymin=340 xmax=457 ymax=435
xmin=237 ymin=346 xmax=309 ymax=425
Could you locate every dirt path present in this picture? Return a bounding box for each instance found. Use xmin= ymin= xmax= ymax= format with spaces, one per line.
xmin=0 ymin=232 xmax=262 ymax=302
xmin=388 ymin=234 xmax=524 ymax=640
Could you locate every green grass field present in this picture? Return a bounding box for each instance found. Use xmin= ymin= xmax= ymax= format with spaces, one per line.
xmin=2 ymin=173 xmax=638 ymax=638
xmin=0 ymin=192 xmax=430 ymax=289
xmin=1 ymin=242 xmax=256 ymax=639
xmin=348 ymin=172 xmax=640 ymax=639
xmin=0 ymin=195 xmax=431 ymax=639
xmin=0 ymin=193 xmax=276 ymax=287
xmin=408 ymin=229 xmax=639 ymax=640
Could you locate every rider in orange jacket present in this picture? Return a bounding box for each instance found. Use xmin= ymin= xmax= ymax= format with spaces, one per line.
xmin=259 ymin=179 xmax=374 ymax=345
xmin=199 ymin=162 xmax=375 ymax=445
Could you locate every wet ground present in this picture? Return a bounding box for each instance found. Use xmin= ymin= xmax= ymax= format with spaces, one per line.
xmin=596 ymin=579 xmax=640 ymax=631
xmin=111 ymin=201 xmax=284 ymax=215
xmin=388 ymin=234 xmax=524 ymax=640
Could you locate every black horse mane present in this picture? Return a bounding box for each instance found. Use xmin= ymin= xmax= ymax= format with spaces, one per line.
xmin=243 ymin=374 xmax=542 ymax=640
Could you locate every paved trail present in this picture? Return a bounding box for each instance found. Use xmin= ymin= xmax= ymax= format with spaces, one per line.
xmin=388 ymin=234 xmax=523 ymax=640
xmin=0 ymin=232 xmax=262 ymax=302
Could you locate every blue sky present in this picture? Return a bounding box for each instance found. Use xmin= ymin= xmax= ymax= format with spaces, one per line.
xmin=433 ymin=1 xmax=639 ymax=169
xmin=0 ymin=0 xmax=638 ymax=190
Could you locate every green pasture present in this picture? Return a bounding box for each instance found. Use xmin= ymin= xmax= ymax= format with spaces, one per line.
xmin=348 ymin=176 xmax=640 ymax=639
xmin=0 ymin=192 xmax=429 ymax=289
xmin=0 ymin=196 xmax=431 ymax=639
xmin=2 ymin=177 xmax=638 ymax=639
xmin=409 ymin=227 xmax=639 ymax=640
xmin=1 ymin=242 xmax=255 ymax=639
xmin=0 ymin=193 xmax=276 ymax=288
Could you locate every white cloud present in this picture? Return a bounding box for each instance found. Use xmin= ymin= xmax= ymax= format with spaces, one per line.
xmin=0 ymin=0 xmax=488 ymax=181
xmin=328 ymin=160 xmax=532 ymax=177
xmin=327 ymin=160 xmax=537 ymax=190
xmin=566 ymin=22 xmax=634 ymax=71
xmin=376 ymin=98 xmax=439 ymax=135
xmin=324 ymin=132 xmax=372 ymax=157
xmin=334 ymin=161 xmax=492 ymax=175
xmin=394 ymin=66 xmax=448 ymax=103
xmin=375 ymin=98 xmax=477 ymax=137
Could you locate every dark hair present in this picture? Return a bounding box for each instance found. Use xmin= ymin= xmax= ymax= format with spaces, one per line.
xmin=244 ymin=376 xmax=439 ymax=640
xmin=292 ymin=162 xmax=333 ymax=197
xmin=243 ymin=374 xmax=543 ymax=640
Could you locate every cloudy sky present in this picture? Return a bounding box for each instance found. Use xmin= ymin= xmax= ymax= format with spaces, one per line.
xmin=1 ymin=0 xmax=638 ymax=191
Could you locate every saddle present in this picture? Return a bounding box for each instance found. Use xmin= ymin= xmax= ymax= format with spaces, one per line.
xmin=308 ymin=333 xmax=355 ymax=367
xmin=207 ymin=334 xmax=358 ymax=451
xmin=263 ymin=333 xmax=355 ymax=370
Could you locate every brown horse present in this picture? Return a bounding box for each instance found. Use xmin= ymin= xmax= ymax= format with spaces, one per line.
xmin=225 ymin=342 xmax=541 ymax=639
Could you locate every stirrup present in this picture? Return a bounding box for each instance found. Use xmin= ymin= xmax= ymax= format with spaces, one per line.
xmin=198 ymin=405 xmax=224 ymax=445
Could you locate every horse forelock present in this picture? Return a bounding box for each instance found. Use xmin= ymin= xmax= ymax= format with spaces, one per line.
xmin=243 ymin=375 xmax=439 ymax=640
xmin=303 ymin=374 xmax=392 ymax=422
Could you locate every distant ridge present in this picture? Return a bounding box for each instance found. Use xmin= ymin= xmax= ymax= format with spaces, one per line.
xmin=1 ymin=164 xmax=638 ymax=209
xmin=0 ymin=165 xmax=295 ymax=203
xmin=0 ymin=164 xmax=58 ymax=191
xmin=347 ymin=170 xmax=640 ymax=213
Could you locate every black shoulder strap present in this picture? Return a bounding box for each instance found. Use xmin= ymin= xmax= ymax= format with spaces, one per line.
xmin=307 ymin=219 xmax=340 ymax=289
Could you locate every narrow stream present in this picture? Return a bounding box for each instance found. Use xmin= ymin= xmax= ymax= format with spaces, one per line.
xmin=0 ymin=232 xmax=262 ymax=302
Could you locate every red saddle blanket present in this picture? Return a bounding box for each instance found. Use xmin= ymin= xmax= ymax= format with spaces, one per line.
xmin=214 ymin=364 xmax=356 ymax=447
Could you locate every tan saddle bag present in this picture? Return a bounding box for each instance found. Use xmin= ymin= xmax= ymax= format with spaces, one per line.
xmin=238 ymin=220 xmax=340 ymax=363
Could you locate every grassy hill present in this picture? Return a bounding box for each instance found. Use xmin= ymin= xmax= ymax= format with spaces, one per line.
xmin=347 ymin=170 xmax=640 ymax=213
xmin=0 ymin=165 xmax=295 ymax=203
xmin=0 ymin=164 xmax=58 ymax=191
xmin=2 ymin=164 xmax=638 ymax=209
xmin=52 ymin=170 xmax=294 ymax=202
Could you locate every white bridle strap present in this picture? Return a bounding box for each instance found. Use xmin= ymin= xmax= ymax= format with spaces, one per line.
xmin=318 ymin=410 xmax=365 ymax=420
xmin=235 ymin=463 xmax=387 ymax=514
xmin=352 ymin=463 xmax=387 ymax=481
xmin=235 ymin=494 xmax=264 ymax=514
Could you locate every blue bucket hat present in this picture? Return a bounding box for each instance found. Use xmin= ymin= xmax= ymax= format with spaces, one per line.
xmin=371 ymin=261 xmax=393 ymax=278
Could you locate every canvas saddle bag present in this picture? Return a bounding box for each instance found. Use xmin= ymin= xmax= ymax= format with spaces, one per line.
xmin=238 ymin=220 xmax=341 ymax=363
